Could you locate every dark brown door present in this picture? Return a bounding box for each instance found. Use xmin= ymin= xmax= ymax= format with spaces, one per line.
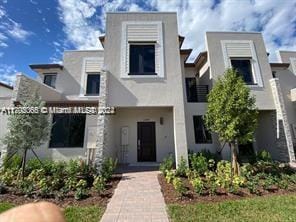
xmin=137 ymin=122 xmax=156 ymax=162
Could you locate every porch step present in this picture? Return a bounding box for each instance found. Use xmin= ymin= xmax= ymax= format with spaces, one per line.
xmin=129 ymin=162 xmax=160 ymax=167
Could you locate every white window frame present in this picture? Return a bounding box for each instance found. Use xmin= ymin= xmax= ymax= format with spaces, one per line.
xmin=80 ymin=57 xmax=102 ymax=97
xmin=121 ymin=21 xmax=164 ymax=79
xmin=221 ymin=40 xmax=263 ymax=87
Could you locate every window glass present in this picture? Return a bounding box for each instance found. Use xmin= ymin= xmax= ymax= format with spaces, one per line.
xmin=186 ymin=78 xmax=198 ymax=102
xmin=193 ymin=116 xmax=212 ymax=144
xmin=86 ymin=74 xmax=100 ymax=95
xmin=44 ymin=74 xmax=56 ymax=88
xmin=129 ymin=45 xmax=155 ymax=75
xmin=231 ymin=59 xmax=254 ymax=84
xmin=49 ymin=114 xmax=86 ymax=148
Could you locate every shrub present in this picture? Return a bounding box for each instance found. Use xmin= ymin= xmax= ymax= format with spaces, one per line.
xmin=101 ymin=158 xmax=117 ymax=181
xmin=159 ymin=155 xmax=174 ymax=176
xmin=18 ymin=179 xmax=34 ymax=197
xmin=65 ymin=177 xmax=78 ymax=191
xmin=26 ymin=158 xmax=43 ymax=173
xmin=74 ymin=187 xmax=88 ymax=200
xmin=190 ymin=177 xmax=204 ymax=195
xmin=215 ymin=161 xmax=232 ymax=189
xmin=165 ymin=170 xmax=175 ymax=184
xmin=256 ymin=150 xmax=272 ymax=162
xmin=172 ymin=177 xmax=186 ymax=197
xmin=3 ymin=154 xmax=22 ymax=170
xmin=38 ymin=178 xmax=52 ymax=197
xmin=0 ymin=169 xmax=16 ymax=186
xmin=93 ymin=176 xmax=106 ymax=194
xmin=175 ymin=156 xmax=188 ymax=177
xmin=189 ymin=153 xmax=208 ymax=175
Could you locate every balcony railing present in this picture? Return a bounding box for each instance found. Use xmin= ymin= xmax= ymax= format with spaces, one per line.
xmin=196 ymin=85 xmax=209 ymax=102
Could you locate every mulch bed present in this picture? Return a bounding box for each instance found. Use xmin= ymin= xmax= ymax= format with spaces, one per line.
xmin=158 ymin=174 xmax=296 ymax=205
xmin=0 ymin=174 xmax=121 ymax=208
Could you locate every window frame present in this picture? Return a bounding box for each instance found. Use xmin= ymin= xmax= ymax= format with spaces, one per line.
xmin=43 ymin=73 xmax=57 ymax=88
xmin=85 ymin=73 xmax=101 ymax=96
xmin=193 ymin=115 xmax=212 ymax=144
xmin=49 ymin=114 xmax=86 ymax=148
xmin=128 ymin=42 xmax=157 ymax=76
xmin=230 ymin=57 xmax=257 ymax=85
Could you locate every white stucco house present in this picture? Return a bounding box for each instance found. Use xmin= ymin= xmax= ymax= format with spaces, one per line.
xmin=1 ymin=12 xmax=295 ymax=166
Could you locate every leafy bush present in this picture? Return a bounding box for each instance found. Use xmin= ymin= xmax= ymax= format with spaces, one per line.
xmin=74 ymin=187 xmax=88 ymax=200
xmin=101 ymin=158 xmax=117 ymax=181
xmin=93 ymin=176 xmax=106 ymax=194
xmin=0 ymin=169 xmax=16 ymax=186
xmin=173 ymin=177 xmax=186 ymax=197
xmin=0 ymin=183 xmax=7 ymax=194
xmin=3 ymin=154 xmax=22 ymax=170
xmin=215 ymin=161 xmax=232 ymax=189
xmin=175 ymin=156 xmax=188 ymax=177
xmin=38 ymin=178 xmax=52 ymax=197
xmin=165 ymin=170 xmax=175 ymax=184
xmin=256 ymin=150 xmax=272 ymax=162
xmin=189 ymin=153 xmax=208 ymax=175
xmin=159 ymin=155 xmax=174 ymax=176
xmin=18 ymin=179 xmax=34 ymax=197
xmin=65 ymin=177 xmax=78 ymax=191
xmin=190 ymin=177 xmax=204 ymax=195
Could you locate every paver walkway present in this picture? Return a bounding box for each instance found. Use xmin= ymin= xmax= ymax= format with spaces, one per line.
xmin=101 ymin=166 xmax=169 ymax=222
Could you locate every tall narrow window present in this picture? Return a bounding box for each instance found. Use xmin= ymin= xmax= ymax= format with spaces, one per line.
xmin=193 ymin=116 xmax=212 ymax=144
xmin=231 ymin=59 xmax=254 ymax=85
xmin=185 ymin=78 xmax=198 ymax=102
xmin=86 ymin=74 xmax=100 ymax=95
xmin=43 ymin=74 xmax=57 ymax=88
xmin=129 ymin=44 xmax=156 ymax=75
xmin=49 ymin=114 xmax=86 ymax=148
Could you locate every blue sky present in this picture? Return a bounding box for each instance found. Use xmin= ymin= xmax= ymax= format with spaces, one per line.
xmin=0 ymin=0 xmax=296 ymax=86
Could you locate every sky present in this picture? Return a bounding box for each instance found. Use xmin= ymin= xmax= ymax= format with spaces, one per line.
xmin=0 ymin=0 xmax=296 ymax=86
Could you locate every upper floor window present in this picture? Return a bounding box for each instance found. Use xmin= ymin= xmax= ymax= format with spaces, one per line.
xmin=43 ymin=74 xmax=56 ymax=88
xmin=49 ymin=114 xmax=86 ymax=148
xmin=129 ymin=44 xmax=156 ymax=75
xmin=193 ymin=116 xmax=212 ymax=144
xmin=121 ymin=21 xmax=164 ymax=78
xmin=231 ymin=58 xmax=255 ymax=85
xmin=186 ymin=78 xmax=198 ymax=102
xmin=86 ymin=73 xmax=100 ymax=95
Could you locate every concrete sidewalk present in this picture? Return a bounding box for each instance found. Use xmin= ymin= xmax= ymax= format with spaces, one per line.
xmin=100 ymin=167 xmax=169 ymax=222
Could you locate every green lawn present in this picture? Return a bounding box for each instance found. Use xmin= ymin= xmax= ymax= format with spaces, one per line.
xmin=0 ymin=203 xmax=104 ymax=222
xmin=168 ymin=194 xmax=296 ymax=222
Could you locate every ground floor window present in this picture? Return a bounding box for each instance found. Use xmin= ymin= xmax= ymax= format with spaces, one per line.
xmin=193 ymin=115 xmax=212 ymax=144
xmin=49 ymin=114 xmax=86 ymax=148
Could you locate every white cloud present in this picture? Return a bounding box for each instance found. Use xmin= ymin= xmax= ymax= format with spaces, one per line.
xmin=0 ymin=5 xmax=32 ymax=47
xmin=56 ymin=0 xmax=296 ymax=62
xmin=0 ymin=64 xmax=17 ymax=86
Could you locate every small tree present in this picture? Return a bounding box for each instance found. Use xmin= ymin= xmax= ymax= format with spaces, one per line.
xmin=204 ymin=68 xmax=258 ymax=176
xmin=2 ymin=92 xmax=51 ymax=178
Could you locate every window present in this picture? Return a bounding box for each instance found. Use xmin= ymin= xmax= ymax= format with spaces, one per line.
xmin=193 ymin=116 xmax=212 ymax=144
xmin=43 ymin=74 xmax=56 ymax=88
xmin=86 ymin=74 xmax=100 ymax=95
xmin=231 ymin=59 xmax=255 ymax=85
xmin=49 ymin=114 xmax=86 ymax=148
xmin=186 ymin=78 xmax=198 ymax=102
xmin=129 ymin=44 xmax=156 ymax=75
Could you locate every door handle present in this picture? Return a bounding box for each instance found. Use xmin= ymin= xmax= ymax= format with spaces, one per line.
xmin=137 ymin=140 xmax=140 ymax=149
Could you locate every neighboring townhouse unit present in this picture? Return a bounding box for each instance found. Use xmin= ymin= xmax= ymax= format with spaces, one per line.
xmin=1 ymin=12 xmax=295 ymax=167
xmin=0 ymin=82 xmax=13 ymax=163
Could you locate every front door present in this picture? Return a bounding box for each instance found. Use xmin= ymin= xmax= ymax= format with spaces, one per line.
xmin=137 ymin=122 xmax=156 ymax=162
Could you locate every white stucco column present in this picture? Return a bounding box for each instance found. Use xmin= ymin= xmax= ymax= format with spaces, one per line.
xmin=173 ymin=105 xmax=189 ymax=167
